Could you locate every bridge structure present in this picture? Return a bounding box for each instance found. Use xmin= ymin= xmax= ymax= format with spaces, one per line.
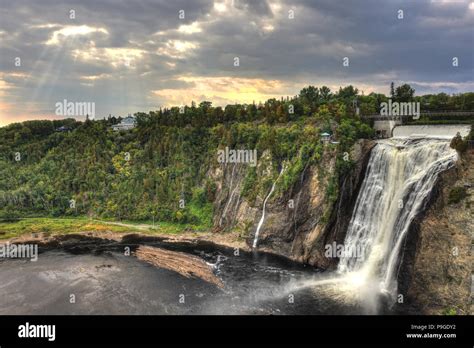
xmin=360 ymin=110 xmax=474 ymax=138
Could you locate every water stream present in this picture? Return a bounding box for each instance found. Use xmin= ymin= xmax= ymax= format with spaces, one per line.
xmin=252 ymin=167 xmax=285 ymax=248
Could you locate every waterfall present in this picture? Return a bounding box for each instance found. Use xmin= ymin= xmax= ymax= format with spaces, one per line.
xmin=337 ymin=138 xmax=458 ymax=297
xmin=252 ymin=167 xmax=285 ymax=249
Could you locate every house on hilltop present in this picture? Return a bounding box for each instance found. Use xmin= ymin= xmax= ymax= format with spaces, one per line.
xmin=112 ymin=115 xmax=136 ymax=131
xmin=55 ymin=126 xmax=72 ymax=132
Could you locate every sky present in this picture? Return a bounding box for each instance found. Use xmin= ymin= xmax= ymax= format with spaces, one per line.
xmin=0 ymin=0 xmax=473 ymax=126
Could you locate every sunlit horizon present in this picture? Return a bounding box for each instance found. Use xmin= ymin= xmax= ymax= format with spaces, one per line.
xmin=1 ymin=0 xmax=473 ymax=126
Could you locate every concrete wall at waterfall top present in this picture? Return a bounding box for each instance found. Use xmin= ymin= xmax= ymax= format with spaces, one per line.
xmin=373 ymin=120 xmax=401 ymax=138
xmin=393 ymin=125 xmax=471 ymax=139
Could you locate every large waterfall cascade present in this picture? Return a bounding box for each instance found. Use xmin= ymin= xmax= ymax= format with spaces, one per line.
xmin=337 ymin=138 xmax=458 ymax=298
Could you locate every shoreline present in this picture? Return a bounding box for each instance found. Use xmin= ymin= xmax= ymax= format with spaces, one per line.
xmin=1 ymin=228 xmax=250 ymax=253
xmin=0 ymin=230 xmax=241 ymax=288
xmin=0 ymin=227 xmax=318 ymax=272
xmin=0 ymin=216 xmax=327 ymax=273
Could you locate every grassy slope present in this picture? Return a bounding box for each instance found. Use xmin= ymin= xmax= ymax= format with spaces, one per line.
xmin=0 ymin=217 xmax=204 ymax=240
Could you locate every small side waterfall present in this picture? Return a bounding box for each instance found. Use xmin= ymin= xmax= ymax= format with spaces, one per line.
xmin=337 ymin=138 xmax=458 ymax=297
xmin=252 ymin=167 xmax=285 ymax=248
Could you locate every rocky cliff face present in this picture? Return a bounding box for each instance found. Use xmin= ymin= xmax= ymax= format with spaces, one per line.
xmin=310 ymin=139 xmax=375 ymax=269
xmin=210 ymin=140 xmax=375 ymax=268
xmin=398 ymin=150 xmax=473 ymax=315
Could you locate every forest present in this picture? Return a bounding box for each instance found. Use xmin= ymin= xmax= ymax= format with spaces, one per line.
xmin=1 ymin=84 xmax=472 ymax=228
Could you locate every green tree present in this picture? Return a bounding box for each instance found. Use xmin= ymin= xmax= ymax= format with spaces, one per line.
xmin=394 ymin=84 xmax=415 ymax=102
xmin=319 ymin=86 xmax=332 ymax=102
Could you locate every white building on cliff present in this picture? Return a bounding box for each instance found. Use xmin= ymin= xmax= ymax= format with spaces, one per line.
xmin=112 ymin=115 xmax=136 ymax=131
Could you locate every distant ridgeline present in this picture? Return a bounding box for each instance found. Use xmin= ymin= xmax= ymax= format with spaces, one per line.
xmin=0 ymin=85 xmax=473 ymax=224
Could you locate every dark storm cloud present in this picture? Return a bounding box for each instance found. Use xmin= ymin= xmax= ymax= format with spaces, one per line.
xmin=234 ymin=0 xmax=274 ymax=17
xmin=187 ymin=0 xmax=473 ymax=84
xmin=0 ymin=0 xmax=473 ymax=125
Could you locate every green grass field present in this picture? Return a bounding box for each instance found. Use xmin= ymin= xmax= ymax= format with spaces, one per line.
xmin=0 ymin=217 xmax=207 ymax=240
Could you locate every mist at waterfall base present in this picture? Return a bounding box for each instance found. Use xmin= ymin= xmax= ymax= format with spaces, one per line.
xmin=0 ymin=138 xmax=457 ymax=315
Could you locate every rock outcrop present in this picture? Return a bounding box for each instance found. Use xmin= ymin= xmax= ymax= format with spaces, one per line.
xmin=398 ymin=150 xmax=473 ymax=314
xmin=211 ymin=139 xmax=375 ymax=268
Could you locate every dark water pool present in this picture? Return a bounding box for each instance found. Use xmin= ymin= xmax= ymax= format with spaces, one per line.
xmin=0 ymin=242 xmax=376 ymax=315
